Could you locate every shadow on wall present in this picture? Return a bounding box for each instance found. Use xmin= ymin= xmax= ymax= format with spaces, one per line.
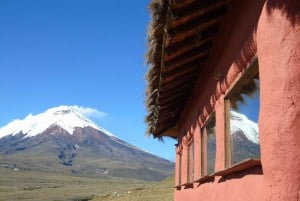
xmin=218 ymin=166 xmax=263 ymax=183
xmin=266 ymin=0 xmax=300 ymax=26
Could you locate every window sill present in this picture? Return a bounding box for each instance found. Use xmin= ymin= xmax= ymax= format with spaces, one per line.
xmin=175 ymin=159 xmax=261 ymax=190
xmin=174 ymin=182 xmax=193 ymax=189
xmin=214 ymin=158 xmax=261 ymax=176
xmin=183 ymin=182 xmax=194 ymax=188
xmin=194 ymin=174 xmax=214 ymax=183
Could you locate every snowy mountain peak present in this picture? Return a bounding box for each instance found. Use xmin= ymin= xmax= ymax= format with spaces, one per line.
xmin=230 ymin=110 xmax=259 ymax=144
xmin=0 ymin=105 xmax=114 ymax=138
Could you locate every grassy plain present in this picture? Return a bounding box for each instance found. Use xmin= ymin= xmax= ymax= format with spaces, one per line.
xmin=0 ymin=167 xmax=174 ymax=201
xmin=92 ymin=176 xmax=174 ymax=201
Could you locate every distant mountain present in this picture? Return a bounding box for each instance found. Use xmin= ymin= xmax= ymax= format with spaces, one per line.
xmin=0 ymin=106 xmax=174 ymax=181
xmin=207 ymin=110 xmax=260 ymax=171
xmin=230 ymin=110 xmax=260 ymax=163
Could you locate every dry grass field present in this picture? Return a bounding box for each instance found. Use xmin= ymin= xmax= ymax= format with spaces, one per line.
xmin=92 ymin=176 xmax=174 ymax=201
xmin=0 ymin=167 xmax=174 ymax=201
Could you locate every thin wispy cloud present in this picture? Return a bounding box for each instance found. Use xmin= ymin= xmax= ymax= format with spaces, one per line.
xmin=73 ymin=105 xmax=107 ymax=119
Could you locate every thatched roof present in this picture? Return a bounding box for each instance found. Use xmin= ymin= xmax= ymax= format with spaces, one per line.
xmin=145 ymin=0 xmax=229 ymax=138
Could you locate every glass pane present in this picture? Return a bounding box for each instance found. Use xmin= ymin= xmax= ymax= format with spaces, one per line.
xmin=207 ymin=115 xmax=216 ymax=175
xmin=201 ymin=131 xmax=205 ymax=177
xmin=230 ymin=78 xmax=260 ymax=164
xmin=178 ymin=153 xmax=182 ymax=185
xmin=187 ymin=141 xmax=194 ymax=182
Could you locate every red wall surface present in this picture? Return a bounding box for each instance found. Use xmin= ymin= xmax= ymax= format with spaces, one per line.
xmin=257 ymin=0 xmax=300 ymax=200
xmin=175 ymin=172 xmax=264 ymax=201
xmin=173 ymin=0 xmax=300 ymax=201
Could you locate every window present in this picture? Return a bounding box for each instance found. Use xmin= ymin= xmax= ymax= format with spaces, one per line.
xmin=225 ymin=59 xmax=260 ymax=165
xmin=187 ymin=140 xmax=194 ymax=183
xmin=207 ymin=116 xmax=216 ymax=175
xmin=201 ymin=113 xmax=216 ymax=176
xmin=201 ymin=128 xmax=206 ymax=177
xmin=177 ymin=152 xmax=182 ymax=186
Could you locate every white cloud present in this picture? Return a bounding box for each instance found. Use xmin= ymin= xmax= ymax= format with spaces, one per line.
xmin=73 ymin=105 xmax=107 ymax=119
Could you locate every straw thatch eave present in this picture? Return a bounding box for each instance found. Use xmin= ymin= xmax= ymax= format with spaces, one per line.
xmin=145 ymin=0 xmax=229 ymax=139
xmin=145 ymin=0 xmax=169 ymax=139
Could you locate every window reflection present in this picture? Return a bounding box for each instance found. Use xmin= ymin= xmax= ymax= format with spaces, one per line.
xmin=228 ymin=65 xmax=260 ymax=165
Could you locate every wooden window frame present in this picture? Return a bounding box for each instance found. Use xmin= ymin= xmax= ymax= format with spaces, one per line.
xmin=224 ymin=57 xmax=260 ymax=167
xmin=178 ymin=151 xmax=182 ymax=186
xmin=187 ymin=139 xmax=194 ymax=183
xmin=201 ymin=127 xmax=207 ymax=177
xmin=200 ymin=112 xmax=216 ymax=177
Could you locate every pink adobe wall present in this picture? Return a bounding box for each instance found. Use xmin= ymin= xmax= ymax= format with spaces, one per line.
xmin=175 ymin=94 xmax=264 ymax=201
xmin=176 ymin=0 xmax=264 ymax=136
xmin=174 ymin=172 xmax=264 ymax=201
xmin=257 ymin=0 xmax=300 ymax=200
xmin=173 ymin=0 xmax=299 ymax=201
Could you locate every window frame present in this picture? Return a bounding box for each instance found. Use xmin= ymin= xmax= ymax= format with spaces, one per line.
xmin=200 ymin=112 xmax=216 ymax=177
xmin=187 ymin=139 xmax=194 ymax=183
xmin=224 ymin=58 xmax=260 ymax=167
xmin=177 ymin=151 xmax=182 ymax=186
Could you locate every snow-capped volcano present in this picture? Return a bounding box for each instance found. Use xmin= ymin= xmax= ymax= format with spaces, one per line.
xmin=228 ymin=110 xmax=260 ymax=163
xmin=0 ymin=105 xmax=174 ymax=181
xmin=0 ymin=105 xmax=114 ymax=138
xmin=230 ymin=110 xmax=259 ymax=144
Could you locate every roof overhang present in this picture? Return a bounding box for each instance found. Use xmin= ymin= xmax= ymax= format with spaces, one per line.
xmin=145 ymin=0 xmax=229 ymax=138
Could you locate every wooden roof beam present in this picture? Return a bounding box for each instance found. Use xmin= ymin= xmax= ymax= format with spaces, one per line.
xmin=165 ymin=25 xmax=219 ymax=59
xmin=171 ymin=0 xmax=226 ymax=20
xmin=162 ymin=64 xmax=201 ymax=84
xmin=160 ymin=126 xmax=178 ymax=137
xmin=161 ymin=73 xmax=198 ymax=90
xmin=166 ymin=17 xmax=222 ymax=51
xmin=169 ymin=1 xmax=227 ymax=29
xmin=161 ymin=79 xmax=193 ymax=95
xmin=159 ymin=93 xmax=193 ymax=110
xmin=158 ymin=90 xmax=190 ymax=106
xmin=164 ymin=41 xmax=211 ymax=67
xmin=168 ymin=5 xmax=228 ymax=38
xmin=155 ymin=125 xmax=178 ymax=137
xmin=163 ymin=53 xmax=207 ymax=74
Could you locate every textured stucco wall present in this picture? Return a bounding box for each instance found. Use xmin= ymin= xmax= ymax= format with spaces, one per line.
xmin=173 ymin=0 xmax=299 ymax=200
xmin=257 ymin=0 xmax=300 ymax=200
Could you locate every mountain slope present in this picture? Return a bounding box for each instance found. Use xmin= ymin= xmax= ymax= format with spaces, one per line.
xmin=207 ymin=110 xmax=260 ymax=169
xmin=230 ymin=110 xmax=259 ymax=144
xmin=0 ymin=105 xmax=113 ymax=138
xmin=230 ymin=110 xmax=260 ymax=163
xmin=0 ymin=106 xmax=174 ymax=181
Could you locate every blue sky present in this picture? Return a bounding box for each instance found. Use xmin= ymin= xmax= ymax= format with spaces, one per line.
xmin=0 ymin=0 xmax=176 ymax=161
xmin=237 ymin=95 xmax=260 ymax=122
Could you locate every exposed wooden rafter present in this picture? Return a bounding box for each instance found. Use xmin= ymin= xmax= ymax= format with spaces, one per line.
xmin=145 ymin=0 xmax=229 ymax=138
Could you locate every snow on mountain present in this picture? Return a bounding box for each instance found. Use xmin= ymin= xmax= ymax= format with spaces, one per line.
xmin=230 ymin=110 xmax=259 ymax=144
xmin=0 ymin=105 xmax=115 ymax=138
xmin=0 ymin=106 xmax=175 ymax=181
xmin=0 ymin=106 xmax=259 ymax=146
